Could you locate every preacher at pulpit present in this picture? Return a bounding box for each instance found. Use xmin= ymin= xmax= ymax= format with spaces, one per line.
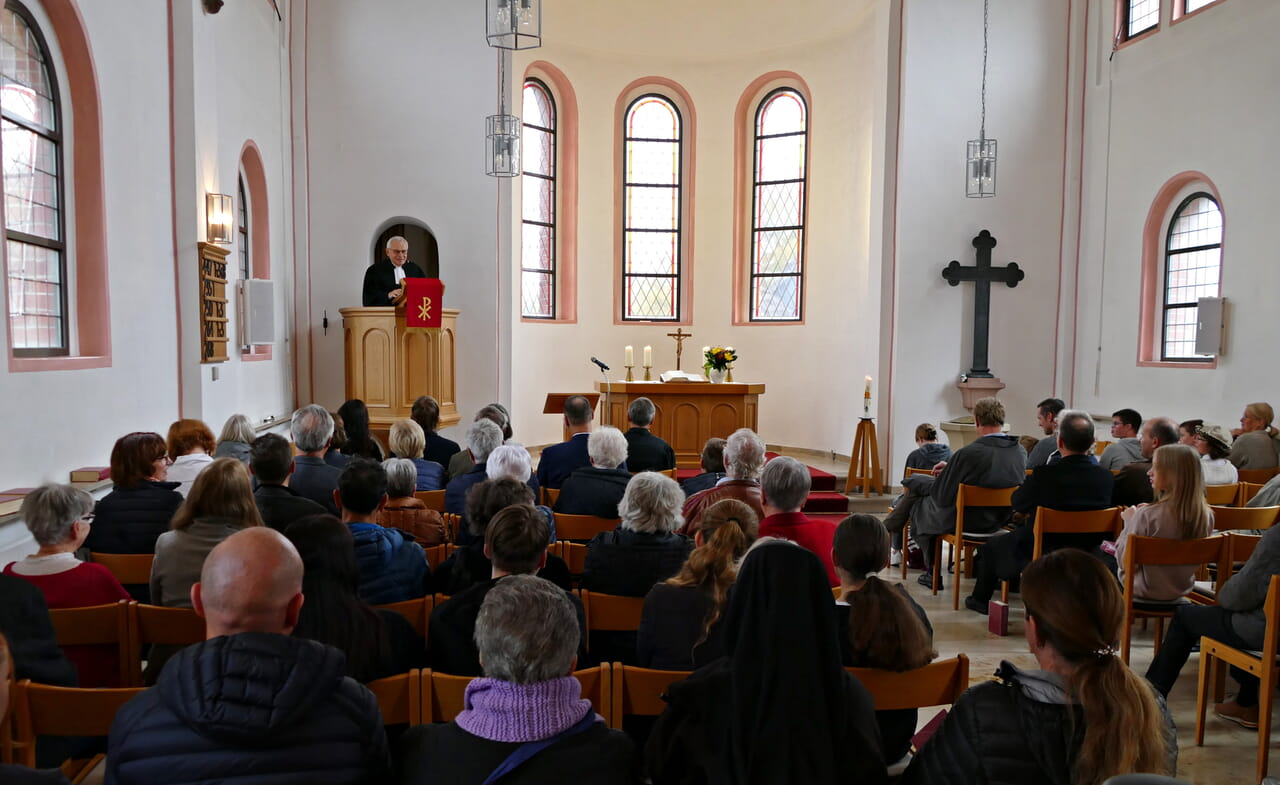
xmin=362 ymin=235 xmax=426 ymax=307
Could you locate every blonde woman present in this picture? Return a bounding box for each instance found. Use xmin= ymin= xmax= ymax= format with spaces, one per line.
xmin=1229 ymin=402 xmax=1280 ymax=469
xmin=1116 ymin=444 xmax=1214 ymax=601
xmin=388 ymin=418 xmax=445 ymax=491
xmin=212 ymin=413 xmax=255 ymax=463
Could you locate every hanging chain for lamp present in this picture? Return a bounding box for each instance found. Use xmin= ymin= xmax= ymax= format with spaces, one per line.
xmin=486 ymin=49 xmax=521 ymax=177
xmin=966 ymin=0 xmax=997 ymax=198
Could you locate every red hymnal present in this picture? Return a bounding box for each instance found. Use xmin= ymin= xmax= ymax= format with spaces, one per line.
xmin=989 ymin=600 xmax=1010 ymax=636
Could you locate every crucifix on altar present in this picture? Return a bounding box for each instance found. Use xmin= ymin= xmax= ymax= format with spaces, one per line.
xmin=666 ymin=327 xmax=692 ymax=370
xmin=942 ymin=229 xmax=1025 ymax=408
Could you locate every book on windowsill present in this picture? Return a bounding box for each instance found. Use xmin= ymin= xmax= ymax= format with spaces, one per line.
xmin=70 ymin=466 xmax=111 ymax=482
xmin=659 ymin=370 xmax=707 ymax=383
xmin=0 ymin=498 xmax=23 ymax=516
xmin=0 ymin=487 xmax=34 ymax=497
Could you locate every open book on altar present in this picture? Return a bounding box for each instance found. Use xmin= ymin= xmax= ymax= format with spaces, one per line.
xmin=659 ymin=370 xmax=707 ymax=383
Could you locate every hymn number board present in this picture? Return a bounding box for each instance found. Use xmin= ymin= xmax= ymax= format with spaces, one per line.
xmin=198 ymin=241 xmax=230 ymax=363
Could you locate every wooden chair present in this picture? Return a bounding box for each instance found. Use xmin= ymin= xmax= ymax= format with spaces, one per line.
xmin=48 ymin=601 xmax=132 ymax=687
xmin=1192 ymin=531 xmax=1262 ymax=608
xmin=1093 ymin=439 xmax=1113 ymax=456
xmin=1210 ymin=505 xmax=1280 ymax=532
xmin=423 ymin=543 xmax=447 ymax=570
xmin=998 ymin=507 xmax=1122 ymax=603
xmin=125 ymin=603 xmax=207 ymax=686
xmin=366 ymin=669 xmax=422 ymax=725
xmin=903 ymin=467 xmax=934 ymax=479
xmin=1195 ymin=575 xmax=1280 ymax=783
xmin=554 ymin=514 xmax=620 ymax=542
xmin=1205 ymin=483 xmax=1240 ymax=506
xmin=375 ymin=597 xmax=432 ymax=637
xmin=414 ymin=489 xmax=447 ymax=512
xmin=936 ymin=484 xmax=1017 ymax=610
xmin=423 ymin=667 xmax=612 ymax=723
xmin=569 ymin=664 xmax=612 ymax=721
xmin=579 ymin=591 xmax=645 ymax=654
xmin=559 ymin=541 xmax=589 ymax=577
xmin=1238 ymin=467 xmax=1280 ymax=485
xmin=442 ymin=513 xmax=462 ymax=542
xmin=1120 ymin=534 xmax=1226 ymax=663
xmin=543 ymin=487 xmax=561 ymax=507
xmin=1238 ymin=482 xmax=1267 ymax=506
xmin=12 ymin=679 xmax=144 ymax=773
xmin=1 ymin=667 xmax=14 ymax=764
xmin=610 ymin=664 xmax=690 ymax=729
xmin=89 ymin=552 xmax=154 ymax=585
xmin=847 ymin=654 xmax=970 ymax=712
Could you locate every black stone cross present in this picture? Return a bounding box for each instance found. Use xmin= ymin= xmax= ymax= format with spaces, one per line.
xmin=942 ymin=229 xmax=1025 ymax=379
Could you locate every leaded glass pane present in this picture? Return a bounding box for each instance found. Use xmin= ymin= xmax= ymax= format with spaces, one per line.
xmin=622 ymin=95 xmax=681 ymax=320
xmin=750 ymin=89 xmax=806 ymax=321
xmin=520 ymin=79 xmax=556 ymax=319
xmin=1162 ymin=193 xmax=1222 ymax=360
xmin=1128 ymin=0 xmax=1158 ymax=37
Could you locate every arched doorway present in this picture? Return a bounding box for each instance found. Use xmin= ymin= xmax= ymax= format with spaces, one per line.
xmin=372 ymin=218 xmax=439 ymax=278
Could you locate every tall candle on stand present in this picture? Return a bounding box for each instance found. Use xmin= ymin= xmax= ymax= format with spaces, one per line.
xmin=864 ymin=376 xmax=872 ymax=416
xmin=643 ymin=345 xmax=652 ymax=367
xmin=624 ymin=345 xmax=634 ymax=366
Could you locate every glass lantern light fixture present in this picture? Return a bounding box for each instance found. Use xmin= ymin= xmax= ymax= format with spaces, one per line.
xmin=486 ymin=51 xmax=521 ymax=177
xmin=966 ymin=0 xmax=997 ymax=198
xmin=205 ymin=192 xmax=233 ymax=244
xmin=486 ymin=0 xmax=541 ymax=50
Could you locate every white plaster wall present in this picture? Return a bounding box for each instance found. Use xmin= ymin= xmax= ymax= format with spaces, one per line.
xmin=887 ymin=0 xmax=1070 ymax=472
xmin=293 ymin=0 xmax=502 ymax=439
xmin=509 ymin=8 xmax=881 ymax=453
xmin=1071 ymin=0 xmax=1280 ymax=429
xmin=0 ymin=1 xmax=177 ymax=488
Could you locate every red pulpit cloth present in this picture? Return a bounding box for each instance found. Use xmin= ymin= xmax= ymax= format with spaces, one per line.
xmin=404 ymin=278 xmax=444 ymax=329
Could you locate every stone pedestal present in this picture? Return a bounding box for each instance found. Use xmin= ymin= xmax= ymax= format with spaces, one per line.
xmin=955 ymin=376 xmax=1007 ymax=411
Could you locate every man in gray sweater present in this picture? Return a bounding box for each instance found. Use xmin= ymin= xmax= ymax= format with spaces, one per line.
xmin=1145 ymin=524 xmax=1280 ymax=729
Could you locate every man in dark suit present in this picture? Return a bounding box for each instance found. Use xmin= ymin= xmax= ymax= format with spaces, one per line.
xmin=535 ymin=395 xmax=594 ymax=490
xmin=250 ymin=433 xmax=326 ymax=531
xmin=288 ymin=404 xmax=342 ymax=515
xmin=623 ymin=397 xmax=675 ymax=473
xmin=362 ymin=235 xmax=426 ymax=307
xmin=963 ymin=409 xmax=1115 ymax=614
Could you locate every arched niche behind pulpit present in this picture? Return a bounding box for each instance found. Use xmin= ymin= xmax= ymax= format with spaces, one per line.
xmin=371 ymin=217 xmax=439 ymax=277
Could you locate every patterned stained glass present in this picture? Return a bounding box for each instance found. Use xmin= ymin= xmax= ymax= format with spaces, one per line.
xmin=1162 ymin=193 xmax=1221 ymax=360
xmin=521 ymin=80 xmax=555 ymax=319
xmin=1127 ymin=0 xmax=1158 ymax=38
xmin=750 ymin=88 xmax=806 ymax=321
xmin=622 ymin=95 xmax=681 ymax=321
xmin=1183 ymin=0 xmax=1215 ymax=11
xmin=238 ymin=175 xmax=249 ymax=280
xmin=2 ymin=3 xmax=65 ymax=353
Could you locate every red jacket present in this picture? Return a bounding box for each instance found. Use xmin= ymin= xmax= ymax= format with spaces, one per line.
xmin=759 ymin=512 xmax=839 ymax=586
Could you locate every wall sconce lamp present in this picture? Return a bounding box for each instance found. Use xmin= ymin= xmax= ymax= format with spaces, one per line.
xmin=206 ymin=192 xmax=233 ymax=244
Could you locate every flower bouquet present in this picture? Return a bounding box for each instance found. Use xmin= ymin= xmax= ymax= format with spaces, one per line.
xmin=703 ymin=346 xmax=737 ymax=382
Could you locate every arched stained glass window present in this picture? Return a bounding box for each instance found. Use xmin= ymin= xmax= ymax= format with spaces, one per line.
xmin=621 ymin=94 xmax=681 ymax=321
xmin=238 ymin=174 xmax=249 ymax=280
xmin=521 ymin=79 xmax=556 ymax=319
xmin=3 ymin=1 xmax=66 ymax=355
xmin=750 ymin=88 xmax=807 ymax=321
xmin=1162 ymin=192 xmax=1222 ymax=360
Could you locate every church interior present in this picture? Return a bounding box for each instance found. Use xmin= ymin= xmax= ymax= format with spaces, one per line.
xmin=1 ymin=0 xmax=1277 ymax=782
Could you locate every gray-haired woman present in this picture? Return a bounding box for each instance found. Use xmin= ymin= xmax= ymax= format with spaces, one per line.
xmin=396 ymin=575 xmax=634 ymax=785
xmin=581 ymin=472 xmax=693 ymax=598
xmin=3 ymin=484 xmax=131 ymax=686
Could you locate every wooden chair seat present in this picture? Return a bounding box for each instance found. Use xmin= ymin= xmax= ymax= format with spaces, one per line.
xmin=12 ymin=680 xmax=145 ymax=773
xmin=1120 ymin=534 xmax=1226 ymax=663
xmin=554 ymin=514 xmax=620 ymax=542
xmin=937 ymin=484 xmax=1018 ymax=610
xmin=1205 ymin=483 xmax=1240 ymax=506
xmin=89 ymin=552 xmax=154 ymax=586
xmin=610 ymin=664 xmax=691 ymax=728
xmin=998 ymin=507 xmax=1122 ymax=604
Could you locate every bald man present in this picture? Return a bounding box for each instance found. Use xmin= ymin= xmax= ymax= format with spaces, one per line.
xmin=106 ymin=529 xmax=390 ymax=784
xmin=362 ymin=235 xmax=426 ymax=307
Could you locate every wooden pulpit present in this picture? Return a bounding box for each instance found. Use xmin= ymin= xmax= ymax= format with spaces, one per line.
xmin=340 ymin=306 xmax=460 ymax=437
xmin=543 ymin=393 xmax=602 ymax=442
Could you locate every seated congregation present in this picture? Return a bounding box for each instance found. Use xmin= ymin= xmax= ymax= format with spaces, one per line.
xmin=1 ymin=392 xmax=1276 ymax=783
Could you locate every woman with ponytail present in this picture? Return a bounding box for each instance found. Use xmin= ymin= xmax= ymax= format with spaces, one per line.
xmin=903 ymin=549 xmax=1176 ymax=785
xmin=903 ymin=423 xmax=950 ymax=473
xmin=637 ymin=499 xmax=758 ymax=670
xmin=832 ymin=514 xmax=935 ymax=763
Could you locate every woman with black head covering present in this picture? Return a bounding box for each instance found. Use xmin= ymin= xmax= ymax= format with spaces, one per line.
xmin=645 ymin=539 xmax=887 ymax=785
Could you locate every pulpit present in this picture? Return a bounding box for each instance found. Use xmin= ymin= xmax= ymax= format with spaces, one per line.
xmin=340 ymin=307 xmax=460 ymax=436
xmin=596 ymin=381 xmax=766 ymax=468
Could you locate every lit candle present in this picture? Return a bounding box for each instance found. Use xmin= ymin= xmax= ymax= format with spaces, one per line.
xmin=643 ymin=345 xmax=652 ymax=366
xmin=865 ymin=376 xmax=873 ymax=396
xmin=625 ymin=345 xmax=634 ymax=366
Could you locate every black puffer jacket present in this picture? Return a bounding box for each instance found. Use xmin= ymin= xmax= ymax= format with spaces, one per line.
xmin=106 ymin=632 xmax=390 ymax=785
xmin=901 ymin=661 xmax=1176 ymax=785
xmin=88 ymin=481 xmax=184 ymax=554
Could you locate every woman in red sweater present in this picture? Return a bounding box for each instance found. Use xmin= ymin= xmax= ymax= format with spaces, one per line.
xmin=3 ymin=484 xmax=130 ymax=686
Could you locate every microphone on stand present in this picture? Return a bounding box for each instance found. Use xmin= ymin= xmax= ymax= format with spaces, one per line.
xmin=590 ymin=357 xmax=610 ymax=371
xmin=592 ymin=357 xmax=613 ymax=427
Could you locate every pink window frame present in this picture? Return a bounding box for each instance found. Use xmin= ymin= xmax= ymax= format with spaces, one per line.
xmin=521 ymin=61 xmax=578 ymax=324
xmin=239 ymin=140 xmax=272 ymax=361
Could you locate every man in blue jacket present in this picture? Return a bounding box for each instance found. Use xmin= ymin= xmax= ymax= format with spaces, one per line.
xmin=335 ymin=458 xmax=430 ymax=604
xmin=106 ymin=528 xmax=390 ymax=784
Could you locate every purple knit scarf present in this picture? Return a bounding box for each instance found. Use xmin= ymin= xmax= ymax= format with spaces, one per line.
xmin=456 ymin=676 xmax=596 ymax=743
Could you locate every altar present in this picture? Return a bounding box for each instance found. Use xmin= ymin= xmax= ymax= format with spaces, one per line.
xmin=595 ymin=381 xmax=766 ymax=469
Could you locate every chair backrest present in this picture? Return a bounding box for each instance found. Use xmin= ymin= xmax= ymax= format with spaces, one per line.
xmin=1209 ymin=504 xmax=1280 ymax=532
xmin=903 ymin=467 xmax=933 ymax=479
xmin=0 ymin=669 xmax=14 ymax=764
xmin=89 ymin=552 xmax=154 ymax=585
xmin=1032 ymin=507 xmax=1123 ymax=559
xmin=1237 ymin=468 xmax=1280 ymax=485
xmin=12 ymin=680 xmax=144 ymax=767
xmin=374 ymin=597 xmax=431 ymax=637
xmin=48 ymin=601 xmax=131 ymax=686
xmin=365 ymin=669 xmax=421 ymax=725
xmin=1238 ymin=482 xmax=1267 ymax=506
xmin=554 ymin=514 xmax=620 ymax=541
xmin=1122 ymin=535 xmax=1226 ymax=611
xmin=1259 ymin=574 xmax=1280 ymax=668
xmin=423 ymin=543 xmax=447 ymax=570
xmin=846 ymin=655 xmax=970 ymax=712
xmin=1093 ymin=440 xmax=1113 ymax=456
xmin=560 ymin=541 xmax=589 ymax=575
xmin=442 ymin=513 xmax=462 ymax=542
xmin=1219 ymin=532 xmax=1263 ymax=587
xmin=954 ymin=484 xmax=1017 ymax=535
xmin=127 ymin=603 xmax=207 ymax=686
xmin=1205 ymin=483 xmax=1240 ymax=506
xmin=543 ymin=487 xmax=561 ymax=507
xmin=414 ymin=489 xmax=447 ymax=512
xmin=580 ymin=590 xmax=646 ymax=634
xmin=570 ymin=664 xmax=612 ymax=720
xmin=610 ymin=664 xmax=690 ymax=728
xmin=423 ymin=666 xmax=612 ymax=724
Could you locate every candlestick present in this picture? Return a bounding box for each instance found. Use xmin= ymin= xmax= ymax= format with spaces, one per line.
xmin=625 ymin=365 xmax=634 ymax=382
xmin=643 ymin=362 xmax=652 ymax=381
xmin=643 ymin=345 xmax=652 ymax=367
xmin=625 ymin=345 xmax=634 ymax=366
